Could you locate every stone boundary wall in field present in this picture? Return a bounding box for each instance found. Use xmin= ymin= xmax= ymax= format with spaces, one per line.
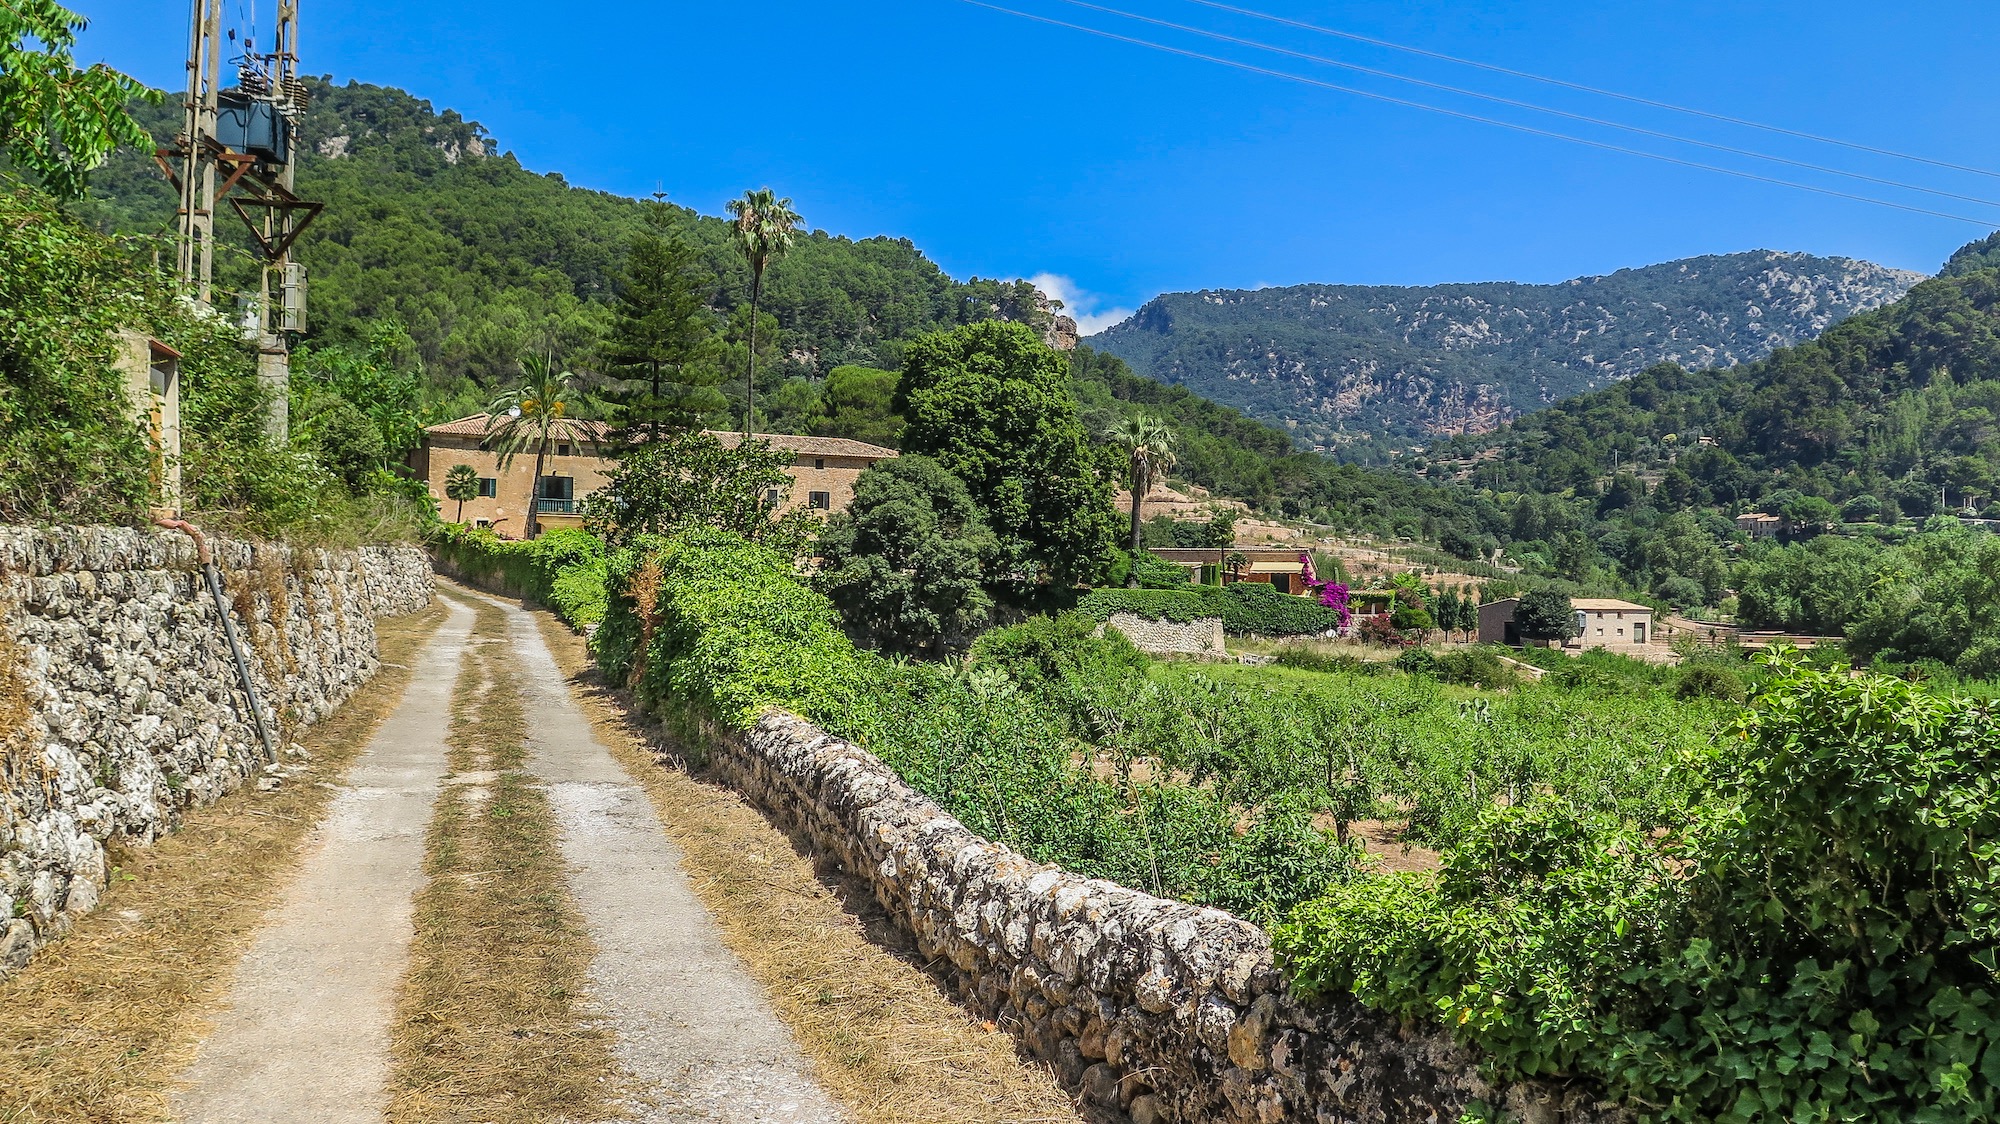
xmin=1102 ymin=612 xmax=1225 ymax=657
xmin=0 ymin=526 xmax=432 ymax=974
xmin=709 ymin=710 xmax=1625 ymax=1124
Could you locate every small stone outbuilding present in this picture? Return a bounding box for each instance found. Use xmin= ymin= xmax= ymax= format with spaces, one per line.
xmin=1479 ymin=596 xmax=1655 ymax=653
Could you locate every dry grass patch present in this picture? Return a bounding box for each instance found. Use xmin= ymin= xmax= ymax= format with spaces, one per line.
xmin=531 ymin=610 xmax=1086 ymax=1124
xmin=0 ymin=599 xmax=450 ymax=1124
xmin=386 ymin=594 xmax=625 ymax=1124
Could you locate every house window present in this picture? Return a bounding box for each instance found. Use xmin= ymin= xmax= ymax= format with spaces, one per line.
xmin=474 ymin=518 xmax=492 ymax=529
xmin=536 ymin=476 xmax=575 ymax=514
xmin=557 ymin=442 xmax=572 ymax=457
xmin=763 ymin=487 xmax=781 ymax=506
xmin=813 ymin=457 xmax=825 ymax=470
xmin=478 ymin=477 xmax=498 ymax=498
xmin=809 ymin=490 xmax=832 ymax=510
xmin=1271 ymin=574 xmax=1292 ymax=594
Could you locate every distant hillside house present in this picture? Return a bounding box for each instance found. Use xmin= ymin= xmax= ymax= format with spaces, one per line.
xmin=1735 ymin=512 xmax=1783 ymax=540
xmin=414 ymin=415 xmax=897 ymax=536
xmin=1479 ymin=596 xmax=1655 ymax=652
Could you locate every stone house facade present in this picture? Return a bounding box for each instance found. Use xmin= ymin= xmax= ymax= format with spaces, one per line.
xmin=413 ymin=415 xmax=896 ymax=536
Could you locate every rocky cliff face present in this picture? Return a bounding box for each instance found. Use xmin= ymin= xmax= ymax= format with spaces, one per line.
xmin=1092 ymin=252 xmax=1924 ymax=451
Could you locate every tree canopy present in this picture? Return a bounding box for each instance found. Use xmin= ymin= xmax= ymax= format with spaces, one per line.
xmin=815 ymin=454 xmax=997 ymax=657
xmin=895 ymin=320 xmax=1117 ymax=591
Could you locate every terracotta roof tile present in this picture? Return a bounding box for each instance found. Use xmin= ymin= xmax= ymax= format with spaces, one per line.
xmin=706 ymin=430 xmax=898 ymax=459
xmin=422 ymin=415 xmax=896 ymax=459
xmin=1571 ymin=598 xmax=1654 ymax=612
xmin=424 ymin=414 xmax=610 ymax=440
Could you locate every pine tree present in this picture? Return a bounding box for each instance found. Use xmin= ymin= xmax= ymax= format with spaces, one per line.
xmin=602 ymin=198 xmax=721 ymax=447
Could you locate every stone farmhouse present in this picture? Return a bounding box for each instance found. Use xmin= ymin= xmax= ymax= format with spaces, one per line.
xmin=414 ymin=414 xmax=897 ymax=536
xmin=1478 ymin=596 xmax=1656 ymax=653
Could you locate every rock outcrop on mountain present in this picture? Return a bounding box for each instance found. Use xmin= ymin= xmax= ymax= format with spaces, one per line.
xmin=1091 ymin=252 xmax=1925 ymax=451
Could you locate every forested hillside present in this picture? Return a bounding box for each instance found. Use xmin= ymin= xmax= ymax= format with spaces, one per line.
xmin=1092 ymin=254 xmax=1922 ymax=453
xmin=70 ymin=76 xmax=1484 ymax=543
xmin=80 ymin=80 xmax=1061 ymax=416
xmin=1431 ymin=243 xmax=2000 ymax=522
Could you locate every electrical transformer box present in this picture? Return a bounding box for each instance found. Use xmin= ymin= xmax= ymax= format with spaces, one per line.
xmin=216 ymin=90 xmax=290 ymax=164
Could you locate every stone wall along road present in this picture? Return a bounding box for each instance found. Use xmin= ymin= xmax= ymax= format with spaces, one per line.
xmin=0 ymin=525 xmax=432 ymax=974
xmin=708 ymin=710 xmax=1624 ymax=1124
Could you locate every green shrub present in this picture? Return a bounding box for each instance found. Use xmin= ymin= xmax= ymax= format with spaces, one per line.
xmin=1278 ymin=660 xmax=2000 ymax=1121
xmin=1673 ymin=662 xmax=1745 ymax=702
xmin=1435 ymin=647 xmax=1518 ymax=689
xmin=1393 ymin=648 xmax=1440 ymax=678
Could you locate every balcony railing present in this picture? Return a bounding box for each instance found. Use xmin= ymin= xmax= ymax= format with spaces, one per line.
xmin=533 ymin=497 xmax=577 ymax=515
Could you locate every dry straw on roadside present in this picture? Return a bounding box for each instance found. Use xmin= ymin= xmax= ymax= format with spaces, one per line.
xmin=532 ymin=610 xmax=1089 ymax=1124
xmin=0 ymin=601 xmax=451 ymax=1124
xmin=385 ymin=593 xmax=627 ymax=1124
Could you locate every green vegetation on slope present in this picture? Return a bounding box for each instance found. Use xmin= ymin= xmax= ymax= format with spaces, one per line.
xmin=1432 ymin=249 xmax=2000 ymax=519
xmin=80 ymin=80 xmax=1062 ymax=423
xmin=1093 ymin=254 xmax=1921 ymax=452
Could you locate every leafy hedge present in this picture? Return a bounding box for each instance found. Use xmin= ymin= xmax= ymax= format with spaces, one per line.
xmin=1277 ymin=659 xmax=2000 ymax=1122
xmin=590 ymin=529 xmax=1355 ymax=918
xmin=1075 ymin=582 xmax=1344 ymax=636
xmin=593 ymin=529 xmax=875 ymax=732
xmin=430 ymin=523 xmax=608 ymax=626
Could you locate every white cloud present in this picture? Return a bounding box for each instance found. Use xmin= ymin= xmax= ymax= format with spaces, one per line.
xmin=1029 ymin=273 xmax=1137 ymax=336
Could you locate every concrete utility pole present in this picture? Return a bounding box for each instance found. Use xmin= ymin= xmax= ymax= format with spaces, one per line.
xmin=174 ymin=0 xmax=220 ymax=305
xmin=159 ymin=0 xmax=320 ymax=442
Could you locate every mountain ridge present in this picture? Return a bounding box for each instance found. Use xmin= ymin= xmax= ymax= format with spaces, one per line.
xmin=1090 ymin=252 xmax=1925 ymax=453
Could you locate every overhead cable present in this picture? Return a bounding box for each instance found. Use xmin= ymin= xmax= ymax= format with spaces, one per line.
xmin=1052 ymin=0 xmax=2000 ymax=211
xmin=955 ymin=0 xmax=1997 ymax=226
xmin=1181 ymin=0 xmax=2000 ymax=182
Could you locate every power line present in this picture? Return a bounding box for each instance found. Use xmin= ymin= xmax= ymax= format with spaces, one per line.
xmin=955 ymin=0 xmax=1998 ymax=226
xmin=1181 ymin=0 xmax=2000 ymax=183
xmin=1051 ymin=0 xmax=2000 ymax=211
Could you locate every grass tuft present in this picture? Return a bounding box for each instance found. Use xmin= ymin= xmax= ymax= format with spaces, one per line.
xmin=385 ymin=593 xmax=626 ymax=1124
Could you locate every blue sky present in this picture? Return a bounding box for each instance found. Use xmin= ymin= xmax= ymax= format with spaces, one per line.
xmin=73 ymin=1 xmax=2000 ymax=331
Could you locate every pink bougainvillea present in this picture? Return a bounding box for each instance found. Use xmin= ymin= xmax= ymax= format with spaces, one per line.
xmin=1298 ymin=552 xmax=1352 ymax=632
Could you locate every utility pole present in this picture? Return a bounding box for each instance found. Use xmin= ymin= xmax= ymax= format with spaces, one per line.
xmin=158 ymin=0 xmax=320 ymax=442
xmin=173 ymin=0 xmax=220 ymax=305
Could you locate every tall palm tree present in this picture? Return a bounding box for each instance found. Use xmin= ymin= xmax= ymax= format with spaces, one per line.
xmin=484 ymin=352 xmax=580 ymax=539
xmin=725 ymin=188 xmax=802 ymax=436
xmin=1106 ymin=414 xmax=1177 ymax=582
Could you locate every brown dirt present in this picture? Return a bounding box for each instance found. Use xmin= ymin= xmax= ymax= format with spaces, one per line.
xmin=385 ymin=593 xmax=626 ymax=1124
xmin=531 ymin=611 xmax=1088 ymax=1124
xmin=0 ymin=600 xmax=450 ymax=1124
xmin=1344 ymin=819 xmax=1443 ymax=875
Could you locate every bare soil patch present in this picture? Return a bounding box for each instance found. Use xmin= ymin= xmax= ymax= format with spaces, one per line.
xmin=0 ymin=600 xmax=449 ymax=1124
xmin=531 ymin=610 xmax=1087 ymax=1124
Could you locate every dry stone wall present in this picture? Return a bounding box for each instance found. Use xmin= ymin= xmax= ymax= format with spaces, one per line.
xmin=711 ymin=711 xmax=1625 ymax=1124
xmin=1103 ymin=612 xmax=1225 ymax=657
xmin=0 ymin=525 xmax=432 ymax=974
